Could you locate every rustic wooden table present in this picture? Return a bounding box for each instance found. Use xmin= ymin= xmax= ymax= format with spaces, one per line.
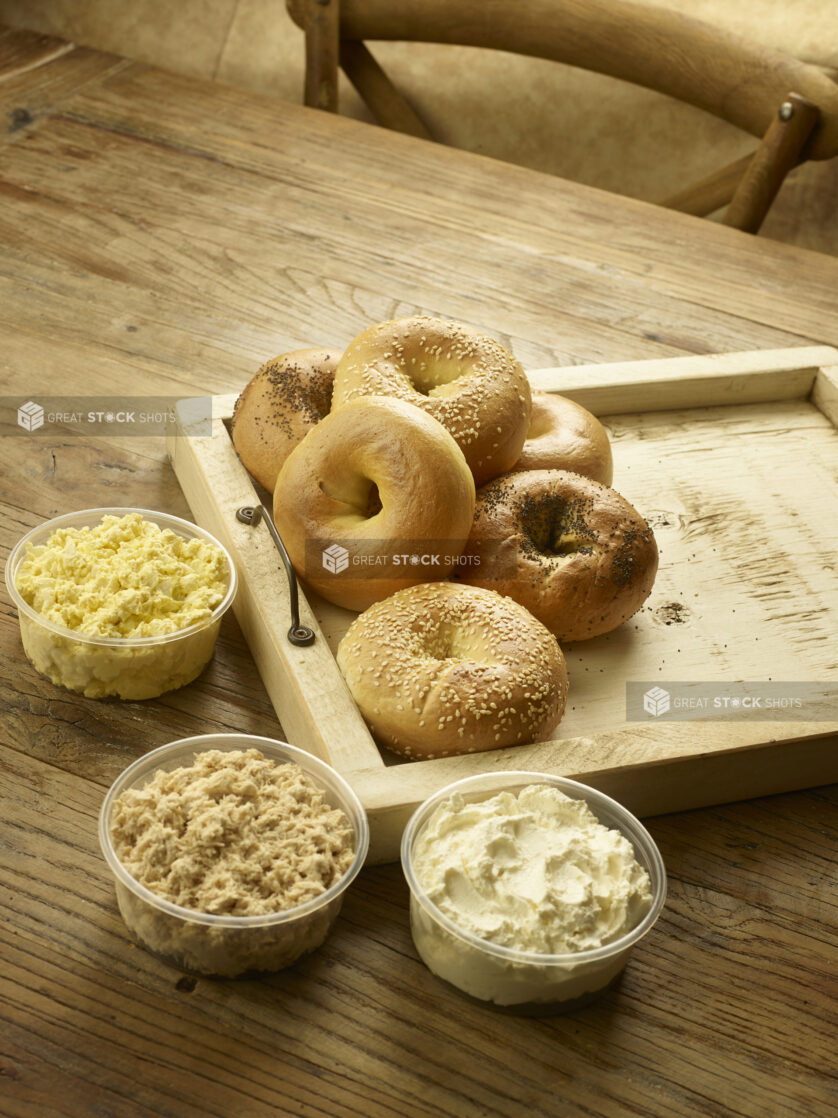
xmin=1 ymin=26 xmax=836 ymax=1118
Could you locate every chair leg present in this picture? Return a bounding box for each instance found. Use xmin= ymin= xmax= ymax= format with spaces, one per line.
xmin=722 ymin=92 xmax=820 ymax=234
xmin=662 ymin=154 xmax=753 ymax=218
xmin=290 ymin=0 xmax=340 ymax=111
xmin=340 ymin=40 xmax=433 ymax=139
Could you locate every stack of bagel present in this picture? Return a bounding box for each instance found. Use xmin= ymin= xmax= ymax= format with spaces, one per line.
xmin=232 ymin=316 xmax=658 ymax=760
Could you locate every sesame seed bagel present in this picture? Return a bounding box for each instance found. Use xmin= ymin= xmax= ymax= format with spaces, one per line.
xmin=273 ymin=396 xmax=476 ymax=612
xmin=516 ymin=394 xmax=614 ymax=486
xmin=232 ymin=347 xmax=340 ymax=492
xmin=331 ymin=316 xmax=532 ymax=486
xmin=456 ymin=470 xmax=658 ymax=642
xmin=337 ymin=583 xmax=568 ymax=759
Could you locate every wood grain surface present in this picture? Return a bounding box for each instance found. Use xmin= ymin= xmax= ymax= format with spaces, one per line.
xmin=1 ymin=26 xmax=836 ymax=1118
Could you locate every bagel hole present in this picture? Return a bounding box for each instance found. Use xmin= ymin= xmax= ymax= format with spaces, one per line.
xmin=423 ymin=632 xmax=459 ymax=661
xmin=408 ymin=356 xmax=469 ymax=396
xmin=365 ymin=482 xmax=382 ymax=518
xmin=420 ymin=623 xmax=481 ymax=662
xmin=520 ymin=494 xmax=596 ymax=558
xmin=318 ymin=476 xmax=382 ymax=518
xmin=549 ymin=534 xmax=585 ymax=556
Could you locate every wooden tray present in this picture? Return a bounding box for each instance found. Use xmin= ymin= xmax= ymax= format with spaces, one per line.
xmin=168 ymin=346 xmax=838 ymax=861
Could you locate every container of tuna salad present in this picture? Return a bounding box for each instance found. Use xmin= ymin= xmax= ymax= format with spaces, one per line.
xmin=401 ymin=772 xmax=666 ymax=1014
xmin=98 ymin=734 xmax=369 ymax=976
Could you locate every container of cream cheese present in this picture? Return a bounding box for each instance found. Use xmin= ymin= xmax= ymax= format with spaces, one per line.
xmin=401 ymin=772 xmax=666 ymax=1013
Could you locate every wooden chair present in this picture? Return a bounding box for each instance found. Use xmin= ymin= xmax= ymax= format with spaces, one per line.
xmin=286 ymin=0 xmax=838 ymax=234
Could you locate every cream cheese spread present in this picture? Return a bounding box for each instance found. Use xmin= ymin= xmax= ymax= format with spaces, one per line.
xmin=409 ymin=784 xmax=655 ymax=1007
xmin=413 ymin=784 xmax=652 ymax=954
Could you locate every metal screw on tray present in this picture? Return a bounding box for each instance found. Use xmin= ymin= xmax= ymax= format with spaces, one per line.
xmin=236 ymin=505 xmax=315 ymax=647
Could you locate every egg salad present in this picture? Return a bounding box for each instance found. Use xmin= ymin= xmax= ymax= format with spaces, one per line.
xmin=16 ymin=512 xmax=228 ymax=637
xmin=12 ymin=512 xmax=232 ymax=700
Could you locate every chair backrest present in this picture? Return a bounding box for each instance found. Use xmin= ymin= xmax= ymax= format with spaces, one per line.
xmin=287 ymin=0 xmax=838 ymax=233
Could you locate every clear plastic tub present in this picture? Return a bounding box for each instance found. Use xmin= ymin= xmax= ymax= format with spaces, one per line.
xmin=99 ymin=734 xmax=370 ymax=977
xmin=401 ymin=772 xmax=666 ymax=1014
xmin=5 ymin=507 xmax=237 ymax=699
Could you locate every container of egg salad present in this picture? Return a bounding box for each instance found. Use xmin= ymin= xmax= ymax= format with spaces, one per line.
xmin=5 ymin=508 xmax=237 ymax=699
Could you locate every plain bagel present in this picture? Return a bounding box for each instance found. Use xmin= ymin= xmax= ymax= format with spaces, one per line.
xmin=516 ymin=393 xmax=613 ymax=485
xmin=331 ymin=316 xmax=532 ymax=486
xmin=336 ymin=582 xmax=568 ymax=759
xmin=232 ymin=347 xmax=340 ymax=492
xmin=456 ymin=469 xmax=658 ymax=641
xmin=273 ymin=396 xmax=476 ymax=611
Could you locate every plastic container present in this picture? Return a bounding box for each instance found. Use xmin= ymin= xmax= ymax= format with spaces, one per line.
xmin=99 ymin=734 xmax=370 ymax=976
xmin=401 ymin=772 xmax=666 ymax=1014
xmin=5 ymin=507 xmax=237 ymax=699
